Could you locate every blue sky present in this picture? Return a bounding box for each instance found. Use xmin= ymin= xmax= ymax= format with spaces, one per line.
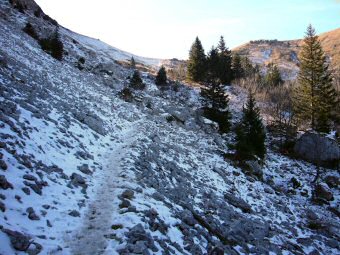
xmin=35 ymin=0 xmax=340 ymax=59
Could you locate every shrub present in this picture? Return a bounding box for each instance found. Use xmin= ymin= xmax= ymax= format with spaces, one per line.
xmin=130 ymin=70 xmax=145 ymax=90
xmin=39 ymin=30 xmax=63 ymax=61
xmin=23 ymin=23 xmax=39 ymax=40
xmin=119 ymin=87 xmax=133 ymax=102
xmin=155 ymin=66 xmax=167 ymax=85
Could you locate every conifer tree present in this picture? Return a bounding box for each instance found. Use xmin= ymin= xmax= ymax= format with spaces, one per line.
xmin=130 ymin=70 xmax=144 ymax=90
xmin=187 ymin=37 xmax=206 ymax=82
xmin=217 ymin=36 xmax=233 ymax=84
xmin=232 ymin=53 xmax=243 ymax=79
xmin=207 ymin=47 xmax=220 ymax=84
xmin=235 ymin=91 xmax=266 ymax=160
xmin=155 ymin=66 xmax=167 ymax=85
xmin=293 ymin=25 xmax=337 ymax=132
xmin=130 ymin=57 xmax=136 ymax=68
xmin=201 ymin=82 xmax=231 ymax=133
xmin=265 ymin=63 xmax=283 ymax=87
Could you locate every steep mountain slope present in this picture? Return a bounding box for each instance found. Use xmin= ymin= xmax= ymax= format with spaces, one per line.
xmin=233 ymin=28 xmax=340 ymax=80
xmin=0 ymin=1 xmax=339 ymax=255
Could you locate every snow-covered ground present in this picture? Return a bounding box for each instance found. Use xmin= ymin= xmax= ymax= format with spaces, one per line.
xmin=0 ymin=1 xmax=339 ymax=255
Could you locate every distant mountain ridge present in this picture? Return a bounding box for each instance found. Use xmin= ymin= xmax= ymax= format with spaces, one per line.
xmin=233 ymin=28 xmax=340 ymax=80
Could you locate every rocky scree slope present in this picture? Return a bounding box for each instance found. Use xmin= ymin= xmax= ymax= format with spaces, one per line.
xmin=233 ymin=28 xmax=340 ymax=80
xmin=0 ymin=1 xmax=339 ymax=254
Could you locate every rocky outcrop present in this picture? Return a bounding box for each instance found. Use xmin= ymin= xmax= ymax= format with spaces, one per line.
xmin=294 ymin=132 xmax=340 ymax=167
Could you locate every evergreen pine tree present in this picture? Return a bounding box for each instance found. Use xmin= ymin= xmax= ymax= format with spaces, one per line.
xmin=155 ymin=66 xmax=167 ymax=85
xmin=201 ymin=82 xmax=231 ymax=133
xmin=207 ymin=47 xmax=220 ymax=84
xmin=130 ymin=70 xmax=145 ymax=90
xmin=130 ymin=57 xmax=136 ymax=68
xmin=187 ymin=37 xmax=206 ymax=82
xmin=265 ymin=63 xmax=283 ymax=87
xmin=235 ymin=91 xmax=266 ymax=160
xmin=232 ymin=53 xmax=243 ymax=79
xmin=217 ymin=36 xmax=233 ymax=84
xmin=293 ymin=25 xmax=337 ymax=132
xmin=50 ymin=29 xmax=63 ymax=61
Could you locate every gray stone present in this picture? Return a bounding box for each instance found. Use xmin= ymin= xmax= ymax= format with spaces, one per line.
xmin=69 ymin=210 xmax=80 ymax=217
xmin=324 ymin=175 xmax=339 ymax=188
xmin=121 ymin=189 xmax=134 ymax=200
xmin=26 ymin=207 xmax=40 ymax=220
xmin=23 ymin=181 xmax=42 ymax=195
xmin=294 ymin=132 xmax=340 ymax=166
xmin=0 ymin=159 xmax=7 ymax=170
xmin=179 ymin=210 xmax=196 ymax=226
xmin=314 ymin=183 xmax=334 ymax=203
xmin=70 ymin=173 xmax=86 ymax=185
xmin=119 ymin=199 xmax=131 ymax=209
xmin=224 ymin=192 xmax=252 ymax=213
xmin=0 ymin=201 xmax=5 ymax=212
xmin=23 ymin=174 xmax=37 ymax=182
xmin=22 ymin=187 xmax=31 ymax=195
xmin=77 ymin=164 xmax=92 ymax=175
xmin=0 ymin=175 xmax=13 ymax=190
xmin=245 ymin=160 xmax=263 ymax=180
xmin=2 ymin=228 xmax=31 ymax=251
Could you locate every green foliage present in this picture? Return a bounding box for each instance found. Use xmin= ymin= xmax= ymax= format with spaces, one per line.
xmin=217 ymin=36 xmax=233 ymax=84
xmin=201 ymin=82 xmax=231 ymax=133
xmin=265 ymin=63 xmax=283 ymax=87
xmin=187 ymin=37 xmax=206 ymax=82
xmin=206 ymin=47 xmax=220 ymax=84
xmin=232 ymin=53 xmax=244 ymax=79
xmin=130 ymin=70 xmax=145 ymax=90
xmin=39 ymin=29 xmax=64 ymax=61
xmin=235 ymin=91 xmax=266 ymax=160
xmin=293 ymin=25 xmax=338 ymax=133
xmin=155 ymin=66 xmax=167 ymax=85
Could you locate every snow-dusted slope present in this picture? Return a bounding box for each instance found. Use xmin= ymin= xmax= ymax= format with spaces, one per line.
xmin=0 ymin=1 xmax=339 ymax=255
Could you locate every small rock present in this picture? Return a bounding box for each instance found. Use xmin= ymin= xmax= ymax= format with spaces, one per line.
xmin=42 ymin=204 xmax=50 ymax=210
xmin=0 ymin=193 xmax=6 ymax=200
xmin=119 ymin=199 xmax=131 ymax=209
xmin=0 ymin=160 xmax=7 ymax=170
xmin=22 ymin=187 xmax=30 ymax=195
xmin=224 ymin=192 xmax=252 ymax=213
xmin=23 ymin=181 xmax=42 ymax=195
xmin=0 ymin=201 xmax=5 ymax=212
xmin=70 ymin=173 xmax=85 ymax=185
xmin=77 ymin=164 xmax=92 ymax=175
xmin=314 ymin=183 xmax=334 ymax=203
xmin=0 ymin=175 xmax=13 ymax=190
xmin=46 ymin=220 xmax=52 ymax=227
xmin=23 ymin=174 xmax=37 ymax=182
xmin=69 ymin=210 xmax=80 ymax=217
xmin=324 ymin=175 xmax=339 ymax=188
xmin=26 ymin=207 xmax=40 ymax=220
xmin=121 ymin=189 xmax=134 ymax=200
xmin=15 ymin=195 xmax=22 ymax=203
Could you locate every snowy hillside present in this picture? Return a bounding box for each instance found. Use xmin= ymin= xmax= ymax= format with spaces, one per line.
xmin=0 ymin=1 xmax=339 ymax=255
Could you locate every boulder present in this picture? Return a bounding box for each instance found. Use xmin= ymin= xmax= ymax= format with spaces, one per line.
xmin=324 ymin=175 xmax=339 ymax=188
xmin=294 ymin=132 xmax=340 ymax=167
xmin=245 ymin=160 xmax=263 ymax=180
xmin=2 ymin=228 xmax=31 ymax=251
xmin=224 ymin=192 xmax=252 ymax=213
xmin=70 ymin=173 xmax=85 ymax=185
xmin=0 ymin=175 xmax=13 ymax=190
xmin=313 ymin=183 xmax=334 ymax=203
